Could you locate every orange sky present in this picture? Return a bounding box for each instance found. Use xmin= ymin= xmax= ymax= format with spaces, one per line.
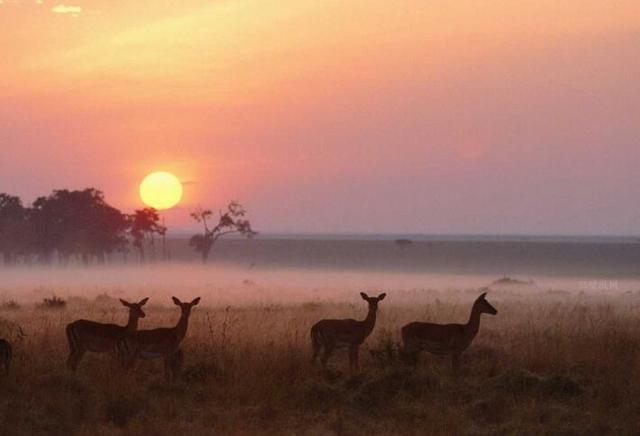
xmin=1 ymin=1 xmax=639 ymax=234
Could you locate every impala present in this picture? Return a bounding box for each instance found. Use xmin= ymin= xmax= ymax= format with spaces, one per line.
xmin=0 ymin=339 xmax=11 ymax=376
xmin=117 ymin=296 xmax=200 ymax=380
xmin=65 ymin=297 xmax=149 ymax=371
xmin=401 ymin=292 xmax=497 ymax=373
xmin=311 ymin=292 xmax=386 ymax=372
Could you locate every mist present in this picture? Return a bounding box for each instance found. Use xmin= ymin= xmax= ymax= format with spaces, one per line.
xmin=1 ymin=263 xmax=636 ymax=308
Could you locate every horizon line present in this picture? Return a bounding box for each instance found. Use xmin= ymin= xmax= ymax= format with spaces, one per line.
xmin=163 ymin=231 xmax=640 ymax=242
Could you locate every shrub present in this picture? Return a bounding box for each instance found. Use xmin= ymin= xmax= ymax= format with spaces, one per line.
xmin=94 ymin=293 xmax=119 ymax=307
xmin=490 ymin=369 xmax=583 ymax=397
xmin=1 ymin=300 xmax=20 ymax=310
xmin=39 ymin=296 xmax=66 ymax=309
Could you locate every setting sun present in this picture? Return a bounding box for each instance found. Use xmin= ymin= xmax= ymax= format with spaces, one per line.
xmin=139 ymin=171 xmax=183 ymax=210
xmin=1 ymin=0 xmax=639 ymax=432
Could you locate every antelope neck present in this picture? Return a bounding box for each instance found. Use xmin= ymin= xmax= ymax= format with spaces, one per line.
xmin=466 ymin=304 xmax=482 ymax=335
xmin=125 ymin=311 xmax=140 ymax=332
xmin=174 ymin=310 xmax=190 ymax=339
xmin=360 ymin=305 xmax=377 ymax=335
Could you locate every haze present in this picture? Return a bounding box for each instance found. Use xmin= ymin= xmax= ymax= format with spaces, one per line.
xmin=1 ymin=0 xmax=639 ymax=235
xmin=2 ymin=264 xmax=635 ymax=308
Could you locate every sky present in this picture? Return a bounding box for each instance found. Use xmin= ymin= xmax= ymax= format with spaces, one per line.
xmin=1 ymin=0 xmax=639 ymax=235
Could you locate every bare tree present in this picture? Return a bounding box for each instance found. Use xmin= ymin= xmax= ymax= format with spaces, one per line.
xmin=190 ymin=201 xmax=256 ymax=263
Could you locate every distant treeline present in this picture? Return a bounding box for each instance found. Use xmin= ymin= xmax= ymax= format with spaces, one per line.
xmin=0 ymin=189 xmax=256 ymax=266
xmin=0 ymin=189 xmax=165 ymax=265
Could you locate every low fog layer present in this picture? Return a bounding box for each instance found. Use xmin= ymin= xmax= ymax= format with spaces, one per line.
xmin=0 ymin=264 xmax=636 ymax=307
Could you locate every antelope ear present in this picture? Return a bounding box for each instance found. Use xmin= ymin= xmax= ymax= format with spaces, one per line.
xmin=479 ymin=292 xmax=487 ymax=299
xmin=172 ymin=296 xmax=181 ymax=306
xmin=378 ymin=293 xmax=387 ymax=300
xmin=360 ymin=292 xmax=369 ymax=300
xmin=119 ymin=299 xmax=130 ymax=307
xmin=191 ymin=297 xmax=201 ymax=306
xmin=138 ymin=297 xmax=149 ymax=306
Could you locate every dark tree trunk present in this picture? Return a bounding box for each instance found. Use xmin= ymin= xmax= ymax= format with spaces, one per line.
xmin=201 ymin=240 xmax=214 ymax=264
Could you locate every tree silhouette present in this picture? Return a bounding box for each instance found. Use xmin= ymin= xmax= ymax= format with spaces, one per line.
xmin=30 ymin=189 xmax=128 ymax=264
xmin=130 ymin=207 xmax=166 ymax=263
xmin=0 ymin=189 xmax=130 ymax=265
xmin=1 ymin=190 xmax=257 ymax=266
xmin=190 ymin=201 xmax=256 ymax=263
xmin=394 ymin=238 xmax=413 ymax=254
xmin=0 ymin=194 xmax=30 ymax=264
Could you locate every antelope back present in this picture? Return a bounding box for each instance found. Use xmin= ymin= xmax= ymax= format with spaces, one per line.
xmin=66 ymin=297 xmax=149 ymax=353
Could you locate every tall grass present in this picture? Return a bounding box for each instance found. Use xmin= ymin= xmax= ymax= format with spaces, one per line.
xmin=1 ymin=289 xmax=639 ymax=435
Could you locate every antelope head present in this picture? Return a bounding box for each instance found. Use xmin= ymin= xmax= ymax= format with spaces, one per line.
xmin=474 ymin=292 xmax=497 ymax=315
xmin=360 ymin=292 xmax=387 ymax=312
xmin=172 ymin=296 xmax=201 ymax=317
xmin=119 ymin=297 xmax=149 ymax=318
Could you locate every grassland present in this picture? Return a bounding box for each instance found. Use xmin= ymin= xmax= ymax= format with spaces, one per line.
xmin=1 ymin=286 xmax=639 ymax=435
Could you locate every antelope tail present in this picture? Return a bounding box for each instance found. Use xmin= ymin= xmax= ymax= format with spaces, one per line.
xmin=0 ymin=343 xmax=10 ymax=369
xmin=66 ymin=324 xmax=78 ymax=354
xmin=311 ymin=324 xmax=323 ymax=350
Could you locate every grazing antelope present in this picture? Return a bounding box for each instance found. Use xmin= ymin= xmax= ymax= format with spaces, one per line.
xmin=65 ymin=297 xmax=149 ymax=371
xmin=117 ymin=296 xmax=200 ymax=380
xmin=401 ymin=292 xmax=497 ymax=373
xmin=311 ymin=292 xmax=386 ymax=372
xmin=0 ymin=339 xmax=11 ymax=376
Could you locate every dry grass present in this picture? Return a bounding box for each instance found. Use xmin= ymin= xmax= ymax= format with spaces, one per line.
xmin=1 ymin=288 xmax=640 ymax=435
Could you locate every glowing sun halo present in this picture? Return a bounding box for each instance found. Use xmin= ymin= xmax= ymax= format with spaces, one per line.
xmin=139 ymin=171 xmax=183 ymax=210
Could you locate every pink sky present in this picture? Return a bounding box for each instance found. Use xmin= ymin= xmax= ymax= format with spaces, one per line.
xmin=1 ymin=1 xmax=639 ymax=234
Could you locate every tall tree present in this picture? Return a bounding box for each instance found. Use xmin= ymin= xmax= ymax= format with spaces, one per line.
xmin=190 ymin=201 xmax=256 ymax=263
xmin=0 ymin=194 xmax=30 ymax=264
xmin=31 ymin=189 xmax=128 ymax=264
xmin=130 ymin=208 xmax=166 ymax=263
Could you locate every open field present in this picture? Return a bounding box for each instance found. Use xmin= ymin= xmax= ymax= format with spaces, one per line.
xmin=151 ymin=237 xmax=640 ymax=277
xmin=1 ymin=267 xmax=639 ymax=435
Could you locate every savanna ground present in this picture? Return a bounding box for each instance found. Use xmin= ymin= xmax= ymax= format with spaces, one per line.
xmin=0 ymin=268 xmax=639 ymax=435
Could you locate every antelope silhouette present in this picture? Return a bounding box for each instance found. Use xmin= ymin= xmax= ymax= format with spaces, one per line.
xmin=401 ymin=292 xmax=497 ymax=373
xmin=311 ymin=292 xmax=386 ymax=372
xmin=65 ymin=297 xmax=149 ymax=371
xmin=117 ymin=296 xmax=200 ymax=380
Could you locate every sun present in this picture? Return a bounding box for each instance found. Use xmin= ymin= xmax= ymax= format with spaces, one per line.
xmin=139 ymin=171 xmax=183 ymax=210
